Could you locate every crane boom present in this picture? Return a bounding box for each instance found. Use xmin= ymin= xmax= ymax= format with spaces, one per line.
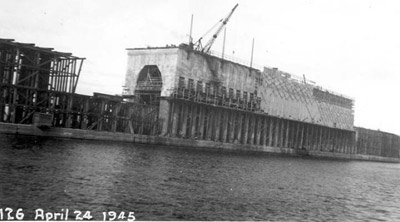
xmin=201 ymin=3 xmax=238 ymax=54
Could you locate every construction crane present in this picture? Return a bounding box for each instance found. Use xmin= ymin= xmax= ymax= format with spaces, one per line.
xmin=194 ymin=3 xmax=239 ymax=54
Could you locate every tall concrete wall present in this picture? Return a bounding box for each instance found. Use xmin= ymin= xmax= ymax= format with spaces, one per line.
xmin=176 ymin=49 xmax=260 ymax=94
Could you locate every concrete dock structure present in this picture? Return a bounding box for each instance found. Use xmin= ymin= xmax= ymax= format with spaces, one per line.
xmin=1 ymin=39 xmax=399 ymax=162
xmin=124 ymin=44 xmax=360 ymax=156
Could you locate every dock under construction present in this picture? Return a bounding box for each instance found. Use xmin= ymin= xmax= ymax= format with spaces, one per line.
xmin=1 ymin=38 xmax=399 ymax=162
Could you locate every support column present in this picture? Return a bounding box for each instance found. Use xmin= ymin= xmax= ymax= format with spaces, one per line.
xmin=189 ymin=104 xmax=197 ymax=138
xmin=198 ymin=105 xmax=205 ymax=139
xmin=98 ymin=100 xmax=105 ymax=131
xmin=206 ymin=108 xmax=213 ymax=140
xmin=81 ymin=97 xmax=89 ymax=130
xmin=236 ymin=113 xmax=243 ymax=143
xmin=328 ymin=128 xmax=333 ymax=152
xmin=111 ymin=102 xmax=121 ymax=132
xmin=193 ymin=104 xmax=200 ymax=138
xmin=324 ymin=127 xmax=329 ymax=152
xmin=268 ymin=117 xmax=274 ymax=147
xmin=285 ymin=120 xmax=290 ymax=148
xmin=289 ymin=121 xmax=295 ymax=148
xmin=303 ymin=124 xmax=309 ymax=150
xmin=226 ymin=111 xmax=233 ymax=143
xmin=309 ymin=125 xmax=320 ymax=150
xmin=318 ymin=127 xmax=323 ymax=151
xmin=279 ymin=119 xmax=285 ymax=147
xmin=263 ymin=117 xmax=268 ymax=146
xmin=299 ymin=123 xmax=304 ymax=149
xmin=339 ymin=130 xmax=344 ymax=153
xmin=181 ymin=103 xmax=188 ymax=138
xmin=309 ymin=125 xmax=314 ymax=150
xmin=255 ymin=116 xmax=261 ymax=145
xmin=259 ymin=117 xmax=265 ymax=146
xmin=221 ymin=110 xmax=229 ymax=143
xmin=229 ymin=111 xmax=236 ymax=143
xmin=214 ymin=108 xmax=221 ymax=141
xmin=242 ymin=114 xmax=249 ymax=144
xmin=248 ymin=115 xmax=255 ymax=145
xmin=296 ymin=122 xmax=301 ymax=149
xmin=159 ymin=99 xmax=171 ymax=136
xmin=274 ymin=118 xmax=280 ymax=147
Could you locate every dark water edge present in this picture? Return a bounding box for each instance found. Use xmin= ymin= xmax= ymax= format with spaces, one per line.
xmin=1 ymin=134 xmax=400 ymax=221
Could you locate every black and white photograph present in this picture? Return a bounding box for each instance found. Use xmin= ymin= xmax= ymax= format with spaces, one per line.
xmin=1 ymin=0 xmax=400 ymax=221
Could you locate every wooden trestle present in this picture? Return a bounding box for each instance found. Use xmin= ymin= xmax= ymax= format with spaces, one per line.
xmin=0 ymin=39 xmax=161 ymax=135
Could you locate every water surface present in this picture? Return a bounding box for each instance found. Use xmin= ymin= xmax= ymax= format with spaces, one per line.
xmin=1 ymin=135 xmax=400 ymax=221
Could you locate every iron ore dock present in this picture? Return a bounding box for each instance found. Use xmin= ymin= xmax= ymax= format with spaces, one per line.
xmin=1 ymin=6 xmax=399 ymax=162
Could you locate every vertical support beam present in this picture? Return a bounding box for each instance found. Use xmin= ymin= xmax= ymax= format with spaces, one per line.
xmin=65 ymin=94 xmax=74 ymax=128
xmin=81 ymin=97 xmax=89 ymax=129
xmin=334 ymin=129 xmax=338 ymax=152
xmin=191 ymin=103 xmax=198 ymax=138
xmin=160 ymin=99 xmax=171 ymax=136
xmin=324 ymin=127 xmax=329 ymax=152
xmin=320 ymin=127 xmax=325 ymax=151
xmin=10 ymin=48 xmax=20 ymax=123
xmin=274 ymin=118 xmax=280 ymax=147
xmin=290 ymin=121 xmax=296 ymax=148
xmin=318 ymin=126 xmax=323 ymax=151
xmin=268 ymin=117 xmax=273 ymax=147
xmin=236 ymin=112 xmax=243 ymax=143
xmin=242 ymin=114 xmax=249 ymax=144
xmin=263 ymin=117 xmax=269 ymax=146
xmin=328 ymin=128 xmax=333 ymax=152
xmin=111 ymin=102 xmax=121 ymax=132
xmin=255 ymin=116 xmax=261 ymax=145
xmin=259 ymin=116 xmax=265 ymax=146
xmin=206 ymin=107 xmax=213 ymax=140
xmin=214 ymin=108 xmax=221 ymax=141
xmin=229 ymin=111 xmax=236 ymax=143
xmin=295 ymin=122 xmax=301 ymax=149
xmin=299 ymin=123 xmax=304 ymax=149
xmin=198 ymin=105 xmax=205 ymax=139
xmin=340 ymin=130 xmax=344 ymax=153
xmin=171 ymin=101 xmax=180 ymax=137
xmin=221 ymin=109 xmax=228 ymax=143
xmin=98 ymin=100 xmax=105 ymax=131
xmin=181 ymin=103 xmax=188 ymax=138
xmin=303 ymin=124 xmax=309 ymax=150
xmin=284 ymin=120 xmax=290 ymax=148
xmin=291 ymin=122 xmax=296 ymax=149
xmin=309 ymin=124 xmax=314 ymax=150
xmin=248 ymin=115 xmax=255 ymax=144
xmin=166 ymin=100 xmax=174 ymax=136
xmin=279 ymin=119 xmax=285 ymax=147
xmin=226 ymin=110 xmax=232 ymax=143
xmin=186 ymin=104 xmax=193 ymax=137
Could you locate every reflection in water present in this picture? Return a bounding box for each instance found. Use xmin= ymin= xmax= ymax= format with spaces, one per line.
xmin=1 ymin=135 xmax=400 ymax=221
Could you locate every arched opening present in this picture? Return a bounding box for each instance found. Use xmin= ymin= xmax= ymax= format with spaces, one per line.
xmin=135 ymin=65 xmax=162 ymax=105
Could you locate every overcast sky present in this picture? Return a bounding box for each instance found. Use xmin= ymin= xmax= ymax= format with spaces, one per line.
xmin=1 ymin=0 xmax=399 ymax=135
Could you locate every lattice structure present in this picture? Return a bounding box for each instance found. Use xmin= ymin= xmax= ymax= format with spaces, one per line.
xmin=0 ymin=38 xmax=84 ymax=123
xmin=259 ymin=68 xmax=354 ymax=130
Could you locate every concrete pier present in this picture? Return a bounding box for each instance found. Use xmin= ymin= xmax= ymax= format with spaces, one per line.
xmin=161 ymin=98 xmax=359 ymax=155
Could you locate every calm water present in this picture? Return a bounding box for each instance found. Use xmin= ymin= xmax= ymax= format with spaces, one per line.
xmin=1 ymin=135 xmax=400 ymax=221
